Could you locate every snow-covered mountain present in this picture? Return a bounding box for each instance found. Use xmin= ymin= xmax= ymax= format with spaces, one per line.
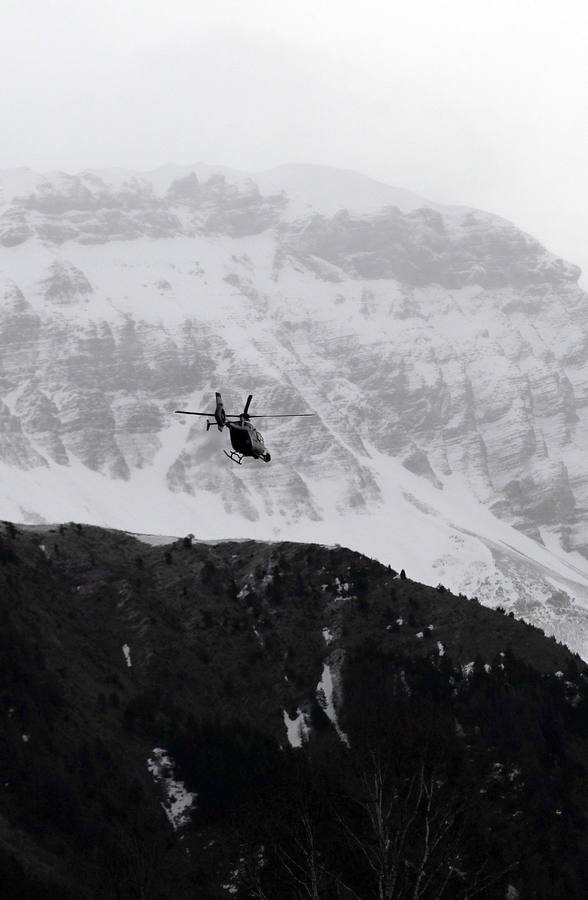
xmin=3 ymin=162 xmax=588 ymax=654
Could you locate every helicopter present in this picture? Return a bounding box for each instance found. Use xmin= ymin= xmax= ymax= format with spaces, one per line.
xmin=175 ymin=392 xmax=315 ymax=464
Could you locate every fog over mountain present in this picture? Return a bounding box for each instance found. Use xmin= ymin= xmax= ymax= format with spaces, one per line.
xmin=3 ymin=2 xmax=587 ymax=283
xmin=3 ymin=163 xmax=588 ymax=656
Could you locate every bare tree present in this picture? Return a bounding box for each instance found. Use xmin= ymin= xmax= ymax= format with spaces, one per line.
xmin=337 ymin=749 xmax=514 ymax=900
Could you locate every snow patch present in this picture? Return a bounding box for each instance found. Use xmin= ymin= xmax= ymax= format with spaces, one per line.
xmin=316 ymin=663 xmax=349 ymax=746
xmin=334 ymin=577 xmax=350 ymax=595
xmin=322 ymin=627 xmax=334 ymax=645
xmin=283 ymin=709 xmax=310 ymax=748
xmin=437 ymin=641 xmax=445 ymax=657
xmin=122 ymin=643 xmax=132 ymax=667
xmin=222 ymin=874 xmax=239 ymax=895
xmin=147 ymin=748 xmax=196 ymax=831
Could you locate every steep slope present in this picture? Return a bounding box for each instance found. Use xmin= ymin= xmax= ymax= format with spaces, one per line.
xmin=2 ymin=523 xmax=588 ymax=899
xmin=253 ymin=162 xmax=429 ymax=215
xmin=2 ymin=165 xmax=588 ymax=652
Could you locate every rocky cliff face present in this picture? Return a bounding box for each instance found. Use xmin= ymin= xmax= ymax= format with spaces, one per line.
xmin=2 ymin=164 xmax=588 ymax=653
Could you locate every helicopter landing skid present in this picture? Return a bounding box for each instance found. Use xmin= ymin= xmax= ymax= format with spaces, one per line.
xmin=223 ymin=449 xmax=244 ymax=465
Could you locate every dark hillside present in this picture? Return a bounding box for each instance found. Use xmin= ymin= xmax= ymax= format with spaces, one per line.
xmin=1 ymin=523 xmax=587 ymax=898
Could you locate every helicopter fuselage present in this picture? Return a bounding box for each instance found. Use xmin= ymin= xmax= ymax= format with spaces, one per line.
xmin=227 ymin=418 xmax=271 ymax=462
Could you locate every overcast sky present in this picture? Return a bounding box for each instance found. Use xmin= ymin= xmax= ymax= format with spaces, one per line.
xmin=2 ymin=0 xmax=588 ymax=277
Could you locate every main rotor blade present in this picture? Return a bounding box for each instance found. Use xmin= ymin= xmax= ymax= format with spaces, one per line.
xmin=175 ymin=408 xmax=316 ymax=418
xmin=246 ymin=413 xmax=316 ymax=418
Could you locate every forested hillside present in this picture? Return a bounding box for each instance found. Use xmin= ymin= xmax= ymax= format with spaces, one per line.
xmin=1 ymin=523 xmax=588 ymax=898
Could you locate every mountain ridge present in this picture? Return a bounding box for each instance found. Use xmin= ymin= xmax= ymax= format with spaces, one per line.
xmin=0 ymin=161 xmax=429 ymax=218
xmin=2 ymin=163 xmax=588 ymax=656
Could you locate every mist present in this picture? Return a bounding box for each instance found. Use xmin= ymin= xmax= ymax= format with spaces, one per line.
xmin=2 ymin=0 xmax=588 ymax=277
